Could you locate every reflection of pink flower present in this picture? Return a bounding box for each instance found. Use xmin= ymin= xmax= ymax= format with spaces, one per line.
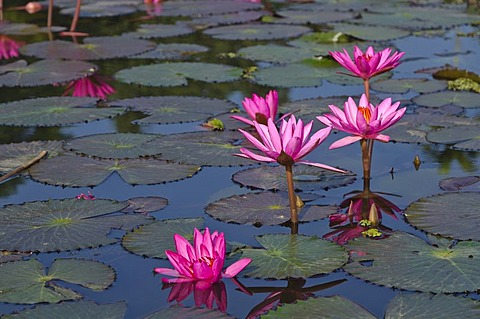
xmin=154 ymin=228 xmax=251 ymax=284
xmin=231 ymin=90 xmax=278 ymax=126
xmin=75 ymin=191 xmax=95 ymax=200
xmin=0 ymin=35 xmax=23 ymax=60
xmin=324 ymin=224 xmax=368 ymax=245
xmin=317 ymin=94 xmax=406 ymax=149
xmin=329 ymin=46 xmax=404 ymax=80
xmin=163 ymin=280 xmax=227 ymax=312
xmin=62 ymin=74 xmax=115 ymax=99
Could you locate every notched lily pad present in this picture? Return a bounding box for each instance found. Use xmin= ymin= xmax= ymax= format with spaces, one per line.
xmin=121 ymin=196 xmax=168 ymax=214
xmin=131 ymin=43 xmax=209 ymax=60
xmin=122 ymin=218 xmax=204 ymax=258
xmin=0 ymin=97 xmax=125 ymax=127
xmin=404 ymin=192 xmax=480 ymax=241
xmin=203 ymin=23 xmax=311 ymax=40
xmin=240 ymin=234 xmax=348 ymax=279
xmin=0 ymin=140 xmax=63 ymax=173
xmin=127 ymin=23 xmax=195 ymax=39
xmin=426 ymin=126 xmax=480 ymax=151
xmin=371 ymin=78 xmax=447 ymax=94
xmin=413 ymin=91 xmax=480 ymax=108
xmin=0 ymin=258 xmax=115 ymax=304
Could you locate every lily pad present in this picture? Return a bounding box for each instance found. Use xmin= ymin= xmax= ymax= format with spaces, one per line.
xmin=371 ymin=78 xmax=447 ymax=94
xmin=127 ymin=23 xmax=195 ymax=39
xmin=426 ymin=126 xmax=480 ymax=151
xmin=330 ymin=23 xmax=410 ymax=41
xmin=63 ymin=133 xmax=162 ymax=159
xmin=0 ymin=22 xmax=45 ymax=35
xmin=439 ymin=176 xmax=480 ymax=191
xmin=240 ymin=234 xmax=348 ymax=279
xmin=0 ymin=140 xmax=63 ymax=173
xmin=205 ymin=191 xmax=338 ymax=226
xmin=413 ymin=91 xmax=480 ymax=108
xmin=21 ymin=37 xmax=155 ymax=60
xmin=232 ymin=166 xmax=355 ymax=192
xmin=115 ymin=62 xmax=242 ymax=87
xmin=345 ymin=231 xmax=480 ymax=293
xmin=0 ymin=198 xmax=154 ymax=252
xmin=108 ymin=96 xmax=236 ymax=124
xmin=385 ymin=293 xmax=480 ymax=319
xmin=273 ymin=10 xmax=354 ymax=25
xmin=146 ymin=305 xmax=234 ymax=319
xmin=121 ymin=196 xmax=168 ymax=214
xmin=0 ymin=97 xmax=124 ymax=127
xmin=279 ymin=96 xmax=346 ymax=124
xmin=2 ymin=300 xmax=127 ymax=319
xmin=188 ymin=10 xmax=265 ymax=28
xmin=261 ymin=295 xmax=375 ymax=319
xmin=131 ymin=43 xmax=209 ymax=60
xmin=237 ymin=44 xmax=315 ymax=64
xmin=404 ymin=192 xmax=480 ymax=241
xmin=159 ymin=0 xmax=263 ymax=17
xmin=0 ymin=251 xmax=31 ymax=264
xmin=60 ymin=1 xmax=138 ymax=17
xmin=203 ymin=24 xmax=311 ymax=40
xmin=0 ymin=60 xmax=96 ymax=87
xmin=28 ymin=153 xmax=200 ymax=187
xmin=0 ymin=258 xmax=114 ymax=304
xmin=122 ymin=218 xmax=204 ymax=258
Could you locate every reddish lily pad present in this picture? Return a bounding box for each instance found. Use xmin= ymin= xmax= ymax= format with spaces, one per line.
xmin=121 ymin=196 xmax=168 ymax=214
xmin=205 ymin=192 xmax=338 ymax=226
xmin=0 ymin=140 xmax=63 ymax=173
xmin=203 ymin=24 xmax=311 ymax=40
xmin=131 ymin=43 xmax=209 ymax=60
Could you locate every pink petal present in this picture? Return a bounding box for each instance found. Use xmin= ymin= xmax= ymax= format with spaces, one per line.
xmin=154 ymin=267 xmax=181 ymax=277
xmin=329 ymin=135 xmax=363 ymax=149
xmin=165 ymin=250 xmax=193 ymax=278
xmin=230 ymin=115 xmax=254 ymax=126
xmin=173 ymin=234 xmax=195 ymax=262
xmin=298 ymin=160 xmax=346 ymax=173
xmin=235 ymin=148 xmax=276 ymax=163
xmin=222 ymin=258 xmax=252 ymax=278
xmin=193 ymin=261 xmax=215 ymax=281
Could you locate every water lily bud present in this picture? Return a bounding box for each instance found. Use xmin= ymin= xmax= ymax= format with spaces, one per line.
xmin=413 ymin=155 xmax=421 ymax=171
xmin=368 ymin=203 xmax=379 ymax=226
xmin=25 ymin=2 xmax=42 ymax=14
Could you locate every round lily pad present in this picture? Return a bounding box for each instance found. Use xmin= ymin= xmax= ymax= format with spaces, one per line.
xmin=0 ymin=251 xmax=30 ymax=264
xmin=146 ymin=305 xmax=234 ymax=319
xmin=63 ymin=133 xmax=162 ymax=159
xmin=21 ymin=37 xmax=156 ymax=60
xmin=0 ymin=60 xmax=96 ymax=87
xmin=203 ymin=24 xmax=311 ymax=40
xmin=122 ymin=218 xmax=204 ymax=258
xmin=413 ymin=91 xmax=480 ymax=108
xmin=127 ymin=23 xmax=195 ymax=39
xmin=28 ymin=153 xmax=200 ymax=187
xmin=131 ymin=43 xmax=209 ymax=60
xmin=121 ymin=196 xmax=168 ymax=214
xmin=272 ymin=10 xmax=354 ymax=25
xmin=159 ymin=0 xmax=262 ymax=17
xmin=439 ymin=176 xmax=480 ymax=191
xmin=108 ymin=96 xmax=236 ymax=124
xmin=0 ymin=258 xmax=114 ymax=304
xmin=232 ymin=166 xmax=355 ymax=192
xmin=0 ymin=22 xmax=45 ymax=35
xmin=60 ymin=1 xmax=138 ymax=17
xmin=240 ymin=234 xmax=348 ymax=279
xmin=345 ymin=231 xmax=480 ymax=293
xmin=189 ymin=10 xmax=264 ymax=28
xmin=205 ymin=191 xmax=338 ymax=226
xmin=115 ymin=62 xmax=242 ymax=87
xmin=371 ymin=78 xmax=447 ymax=94
xmin=404 ymin=192 xmax=480 ymax=241
xmin=330 ymin=23 xmax=410 ymax=41
xmin=280 ymin=96 xmax=346 ymax=124
xmin=0 ymin=198 xmax=153 ymax=252
xmin=237 ymin=44 xmax=315 ymax=64
xmin=0 ymin=140 xmax=63 ymax=173
xmin=0 ymin=97 xmax=125 ymax=127
xmin=426 ymin=126 xmax=480 ymax=151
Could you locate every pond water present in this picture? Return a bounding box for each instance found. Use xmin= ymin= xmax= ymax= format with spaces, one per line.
xmin=0 ymin=0 xmax=479 ymax=318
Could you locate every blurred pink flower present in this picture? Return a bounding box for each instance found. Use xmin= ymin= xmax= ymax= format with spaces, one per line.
xmin=317 ymin=94 xmax=406 ymax=149
xmin=62 ymin=74 xmax=115 ymax=99
xmin=154 ymin=227 xmax=251 ymax=284
xmin=329 ymin=46 xmax=405 ymax=80
xmin=231 ymin=90 xmax=278 ymax=126
xmin=75 ymin=191 xmax=95 ymax=200
xmin=0 ymin=35 xmax=23 ymax=60
xmin=236 ymin=115 xmax=344 ymax=172
xmin=25 ymin=2 xmax=42 ymax=14
xmin=163 ymin=280 xmax=227 ymax=312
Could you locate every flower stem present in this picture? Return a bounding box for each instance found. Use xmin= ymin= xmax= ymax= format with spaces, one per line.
xmin=285 ymin=165 xmax=298 ymax=224
xmin=363 ymin=79 xmax=370 ymax=103
xmin=360 ymin=139 xmax=373 ymax=181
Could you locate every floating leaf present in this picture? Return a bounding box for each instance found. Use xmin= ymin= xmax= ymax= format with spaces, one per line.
xmin=131 ymin=43 xmax=209 ymax=60
xmin=345 ymin=231 xmax=480 ymax=293
xmin=109 ymin=96 xmax=236 ymax=124
xmin=159 ymin=0 xmax=263 ymax=17
xmin=0 ymin=251 xmax=31 ymax=264
xmin=0 ymin=22 xmax=45 ymax=35
xmin=145 ymin=305 xmax=234 ymax=319
xmin=237 ymin=44 xmax=315 ymax=64
xmin=232 ymin=166 xmax=355 ymax=192
xmin=121 ymin=196 xmax=168 ymax=214
xmin=330 ymin=23 xmax=410 ymax=41
xmin=115 ymin=62 xmax=242 ymax=87
xmin=252 ymin=63 xmax=338 ymax=87
xmin=426 ymin=126 xmax=480 ymax=150
xmin=203 ymin=24 xmax=311 ymax=40
xmin=0 ymin=258 xmax=114 ymax=303
xmin=261 ymin=296 xmax=375 ymax=319
xmin=189 ymin=10 xmax=264 ymax=28
xmin=127 ymin=23 xmax=195 ymax=39
xmin=21 ymin=37 xmax=155 ymax=60
xmin=439 ymin=176 xmax=480 ymax=191
xmin=0 ymin=198 xmax=154 ymax=252
xmin=385 ymin=293 xmax=480 ymax=319
xmin=413 ymin=91 xmax=480 ymax=108
xmin=404 ymin=192 xmax=480 ymax=241
xmin=0 ymin=97 xmax=124 ymax=127
xmin=60 ymin=1 xmax=138 ymax=17
xmin=241 ymin=234 xmax=348 ymax=279
xmin=371 ymin=78 xmax=447 ymax=94
xmin=122 ymin=218 xmax=204 ymax=258
xmin=280 ymin=96 xmax=347 ymax=124
xmin=272 ymin=10 xmax=354 ymax=25
xmin=0 ymin=140 xmax=63 ymax=173
xmin=28 ymin=153 xmax=200 ymax=187
xmin=0 ymin=60 xmax=96 ymax=87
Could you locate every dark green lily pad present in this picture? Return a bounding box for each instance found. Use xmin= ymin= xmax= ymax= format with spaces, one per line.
xmin=280 ymin=96 xmax=347 ymax=124
xmin=146 ymin=305 xmax=234 ymax=319
xmin=0 ymin=97 xmax=124 ymax=127
xmin=0 ymin=140 xmax=63 ymax=173
xmin=0 ymin=258 xmax=114 ymax=304
xmin=0 ymin=60 xmax=96 ymax=87
xmin=108 ymin=96 xmax=236 ymax=124
xmin=189 ymin=10 xmax=265 ymax=28
xmin=21 ymin=37 xmax=155 ymax=60
xmin=404 ymin=192 xmax=480 ymax=241
xmin=272 ymin=10 xmax=354 ymax=25
xmin=28 ymin=153 xmax=200 ymax=187
xmin=439 ymin=176 xmax=480 ymax=191
xmin=2 ymin=300 xmax=127 ymax=319
xmin=145 ymin=131 xmax=253 ymax=166
xmin=345 ymin=231 xmax=480 ymax=293
xmin=121 ymin=196 xmax=168 ymax=214
xmin=115 ymin=62 xmax=242 ymax=87
xmin=122 ymin=218 xmax=204 ymax=258
xmin=385 ymin=293 xmax=480 ymax=319
xmin=237 ymin=44 xmax=315 ymax=64
xmin=240 ymin=234 xmax=348 ymax=279
xmin=232 ymin=166 xmax=355 ymax=192
xmin=160 ymin=0 xmax=263 ymax=17
xmin=203 ymin=24 xmax=311 ymax=40
xmin=261 ymin=295 xmax=375 ymax=319
xmin=330 ymin=23 xmax=410 ymax=41
xmin=127 ymin=23 xmax=195 ymax=39
xmin=413 ymin=91 xmax=480 ymax=108
xmin=371 ymin=78 xmax=447 ymax=94
xmin=205 ymin=191 xmax=338 ymax=226
xmin=60 ymin=1 xmax=138 ymax=17
xmin=131 ymin=43 xmax=209 ymax=60
xmin=426 ymin=126 xmax=480 ymax=150
xmin=0 ymin=22 xmax=45 ymax=35
xmin=63 ymin=133 xmax=162 ymax=159
xmin=0 ymin=198 xmax=154 ymax=252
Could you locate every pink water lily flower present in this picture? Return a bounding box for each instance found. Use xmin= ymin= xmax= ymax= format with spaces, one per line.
xmin=154 ymin=227 xmax=251 ymax=284
xmin=236 ymin=115 xmax=344 ymax=172
xmin=317 ymin=94 xmax=406 ymax=149
xmin=0 ymin=35 xmax=23 ymax=60
xmin=231 ymin=90 xmax=278 ymax=126
xmin=62 ymin=74 xmax=115 ymax=99
xmin=330 ymin=46 xmax=405 ymax=80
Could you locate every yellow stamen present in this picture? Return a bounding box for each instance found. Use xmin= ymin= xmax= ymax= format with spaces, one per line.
xmin=358 ymin=106 xmax=371 ymax=123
